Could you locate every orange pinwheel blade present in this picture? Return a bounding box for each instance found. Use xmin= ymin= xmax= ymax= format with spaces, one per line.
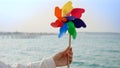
xmin=55 ymin=6 xmax=62 ymax=20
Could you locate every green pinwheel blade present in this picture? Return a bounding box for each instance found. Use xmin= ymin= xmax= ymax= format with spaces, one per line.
xmin=67 ymin=21 xmax=77 ymax=39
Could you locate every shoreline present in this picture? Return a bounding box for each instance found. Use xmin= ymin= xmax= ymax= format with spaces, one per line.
xmin=0 ymin=32 xmax=120 ymax=35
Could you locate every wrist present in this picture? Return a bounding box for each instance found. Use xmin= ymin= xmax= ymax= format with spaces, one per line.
xmin=53 ymin=55 xmax=58 ymax=67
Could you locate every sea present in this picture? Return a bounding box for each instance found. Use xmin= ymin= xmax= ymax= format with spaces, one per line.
xmin=0 ymin=32 xmax=120 ymax=68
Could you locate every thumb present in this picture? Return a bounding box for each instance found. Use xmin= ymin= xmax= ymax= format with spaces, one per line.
xmin=59 ymin=46 xmax=71 ymax=55
xmin=64 ymin=46 xmax=71 ymax=53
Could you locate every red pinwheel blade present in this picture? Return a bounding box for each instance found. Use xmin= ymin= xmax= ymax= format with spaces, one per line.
xmin=72 ymin=18 xmax=86 ymax=28
xmin=71 ymin=8 xmax=85 ymax=18
xmin=58 ymin=23 xmax=68 ymax=38
xmin=55 ymin=6 xmax=62 ymax=20
xmin=51 ymin=19 xmax=63 ymax=28
xmin=67 ymin=21 xmax=77 ymax=39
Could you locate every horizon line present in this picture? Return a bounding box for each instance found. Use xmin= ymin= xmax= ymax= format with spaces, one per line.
xmin=0 ymin=31 xmax=120 ymax=34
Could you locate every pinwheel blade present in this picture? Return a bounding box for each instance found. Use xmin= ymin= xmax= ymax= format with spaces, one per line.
xmin=62 ymin=1 xmax=73 ymax=16
xmin=58 ymin=23 xmax=68 ymax=38
xmin=72 ymin=18 xmax=86 ymax=28
xmin=71 ymin=8 xmax=85 ymax=18
xmin=66 ymin=16 xmax=75 ymax=21
xmin=51 ymin=19 xmax=63 ymax=28
xmin=55 ymin=6 xmax=62 ymax=20
xmin=67 ymin=21 xmax=77 ymax=39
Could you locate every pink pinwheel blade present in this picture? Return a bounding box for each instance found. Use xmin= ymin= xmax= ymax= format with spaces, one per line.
xmin=71 ymin=8 xmax=85 ymax=18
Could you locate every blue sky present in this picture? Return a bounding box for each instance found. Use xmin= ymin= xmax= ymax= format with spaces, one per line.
xmin=0 ymin=0 xmax=120 ymax=33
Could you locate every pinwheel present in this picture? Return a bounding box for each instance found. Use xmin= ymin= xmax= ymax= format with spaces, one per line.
xmin=50 ymin=1 xmax=86 ymax=68
xmin=51 ymin=1 xmax=86 ymax=39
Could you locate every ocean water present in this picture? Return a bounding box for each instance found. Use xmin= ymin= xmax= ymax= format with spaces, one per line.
xmin=0 ymin=32 xmax=120 ymax=68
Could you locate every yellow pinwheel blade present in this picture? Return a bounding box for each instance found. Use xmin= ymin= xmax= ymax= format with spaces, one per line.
xmin=62 ymin=1 xmax=73 ymax=16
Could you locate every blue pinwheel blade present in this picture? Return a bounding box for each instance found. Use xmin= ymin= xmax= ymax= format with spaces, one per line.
xmin=58 ymin=23 xmax=68 ymax=38
xmin=72 ymin=18 xmax=86 ymax=28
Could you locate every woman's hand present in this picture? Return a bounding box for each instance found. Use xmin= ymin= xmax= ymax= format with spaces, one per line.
xmin=53 ymin=46 xmax=73 ymax=67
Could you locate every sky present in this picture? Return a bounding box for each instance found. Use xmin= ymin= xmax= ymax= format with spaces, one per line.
xmin=0 ymin=0 xmax=120 ymax=33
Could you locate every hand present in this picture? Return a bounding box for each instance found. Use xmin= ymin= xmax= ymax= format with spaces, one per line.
xmin=53 ymin=46 xmax=73 ymax=67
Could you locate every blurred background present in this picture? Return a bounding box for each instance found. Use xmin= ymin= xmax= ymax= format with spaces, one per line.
xmin=0 ymin=0 xmax=120 ymax=68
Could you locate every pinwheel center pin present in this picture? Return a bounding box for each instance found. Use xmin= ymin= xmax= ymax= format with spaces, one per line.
xmin=62 ymin=17 xmax=68 ymax=23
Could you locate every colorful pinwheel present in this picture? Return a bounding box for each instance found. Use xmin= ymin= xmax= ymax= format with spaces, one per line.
xmin=51 ymin=1 xmax=86 ymax=39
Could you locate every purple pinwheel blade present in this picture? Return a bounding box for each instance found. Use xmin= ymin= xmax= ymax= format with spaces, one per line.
xmin=72 ymin=18 xmax=86 ymax=28
xmin=67 ymin=21 xmax=77 ymax=39
xmin=58 ymin=23 xmax=68 ymax=38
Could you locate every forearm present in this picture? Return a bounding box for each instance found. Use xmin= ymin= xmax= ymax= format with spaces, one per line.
xmin=0 ymin=57 xmax=56 ymax=68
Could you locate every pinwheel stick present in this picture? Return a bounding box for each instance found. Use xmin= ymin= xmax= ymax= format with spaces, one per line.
xmin=69 ymin=34 xmax=71 ymax=46
xmin=68 ymin=34 xmax=71 ymax=68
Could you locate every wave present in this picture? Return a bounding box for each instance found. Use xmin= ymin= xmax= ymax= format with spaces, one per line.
xmin=72 ymin=61 xmax=113 ymax=68
xmin=103 ymin=49 xmax=120 ymax=53
xmin=72 ymin=61 xmax=85 ymax=66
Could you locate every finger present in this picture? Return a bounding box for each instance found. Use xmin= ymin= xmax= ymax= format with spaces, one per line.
xmin=69 ymin=49 xmax=73 ymax=54
xmin=68 ymin=50 xmax=73 ymax=57
xmin=67 ymin=47 xmax=73 ymax=58
xmin=68 ymin=53 xmax=73 ymax=60
xmin=69 ymin=58 xmax=72 ymax=64
xmin=68 ymin=56 xmax=73 ymax=64
xmin=67 ymin=55 xmax=72 ymax=65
